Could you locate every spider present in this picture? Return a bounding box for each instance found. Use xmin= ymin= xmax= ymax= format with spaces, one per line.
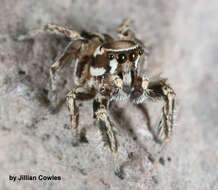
xmin=17 ymin=19 xmax=175 ymax=174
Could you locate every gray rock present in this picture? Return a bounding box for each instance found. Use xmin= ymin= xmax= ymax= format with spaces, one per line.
xmin=0 ymin=0 xmax=218 ymax=189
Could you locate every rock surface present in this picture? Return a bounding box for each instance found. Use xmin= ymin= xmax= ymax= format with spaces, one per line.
xmin=0 ymin=0 xmax=218 ymax=189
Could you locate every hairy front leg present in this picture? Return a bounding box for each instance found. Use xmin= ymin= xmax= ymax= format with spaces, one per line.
xmin=131 ymin=75 xmax=175 ymax=143
xmin=66 ymin=87 xmax=96 ymax=145
xmin=147 ymin=79 xmax=176 ymax=142
xmin=16 ymin=24 xmax=81 ymax=41
xmin=93 ymin=94 xmax=125 ymax=178
xmin=93 ymin=94 xmax=117 ymax=154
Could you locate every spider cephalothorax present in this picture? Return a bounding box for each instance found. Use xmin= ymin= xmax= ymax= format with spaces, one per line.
xmin=17 ymin=19 xmax=175 ymax=176
xmin=91 ymin=40 xmax=144 ymax=82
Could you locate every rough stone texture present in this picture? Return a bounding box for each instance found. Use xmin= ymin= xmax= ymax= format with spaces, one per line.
xmin=0 ymin=0 xmax=218 ymax=189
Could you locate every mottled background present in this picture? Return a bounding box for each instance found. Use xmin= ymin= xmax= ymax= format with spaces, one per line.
xmin=0 ymin=0 xmax=218 ymax=189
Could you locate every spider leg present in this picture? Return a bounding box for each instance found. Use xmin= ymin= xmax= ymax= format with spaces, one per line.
xmin=131 ymin=76 xmax=175 ymax=143
xmin=146 ymin=79 xmax=176 ymax=143
xmin=66 ymin=87 xmax=96 ymax=145
xmin=93 ymin=94 xmax=124 ymax=178
xmin=80 ymin=30 xmax=114 ymax=43
xmin=117 ymin=18 xmax=135 ymax=40
xmin=93 ymin=94 xmax=117 ymax=154
xmin=49 ymin=40 xmax=84 ymax=105
xmin=117 ymin=19 xmax=150 ymax=64
xmin=16 ymin=24 xmax=81 ymax=41
xmin=16 ymin=24 xmax=85 ymax=106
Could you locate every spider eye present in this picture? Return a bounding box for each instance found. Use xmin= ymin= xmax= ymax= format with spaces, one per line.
xmin=108 ymin=54 xmax=114 ymax=60
xmin=138 ymin=49 xmax=144 ymax=55
xmin=117 ymin=54 xmax=127 ymax=63
xmin=129 ymin=52 xmax=137 ymax=61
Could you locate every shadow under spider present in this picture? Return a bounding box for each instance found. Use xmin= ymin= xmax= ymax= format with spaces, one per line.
xmin=135 ymin=104 xmax=160 ymax=144
xmin=110 ymin=102 xmax=137 ymax=140
xmin=110 ymin=101 xmax=156 ymax=162
xmin=32 ymin=85 xmax=67 ymax=114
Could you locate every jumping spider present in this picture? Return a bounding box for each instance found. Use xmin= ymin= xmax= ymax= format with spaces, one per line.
xmin=17 ymin=19 xmax=175 ymax=173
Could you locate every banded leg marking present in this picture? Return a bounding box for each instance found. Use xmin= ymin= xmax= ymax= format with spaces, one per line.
xmin=66 ymin=87 xmax=96 ymax=144
xmin=93 ymin=94 xmax=117 ymax=154
xmin=148 ymin=80 xmax=176 ymax=142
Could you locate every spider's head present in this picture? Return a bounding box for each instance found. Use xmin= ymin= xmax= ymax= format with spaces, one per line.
xmin=90 ymin=40 xmax=147 ymax=87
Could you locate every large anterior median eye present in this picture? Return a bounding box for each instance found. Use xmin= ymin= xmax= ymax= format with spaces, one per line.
xmin=117 ymin=54 xmax=127 ymax=63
